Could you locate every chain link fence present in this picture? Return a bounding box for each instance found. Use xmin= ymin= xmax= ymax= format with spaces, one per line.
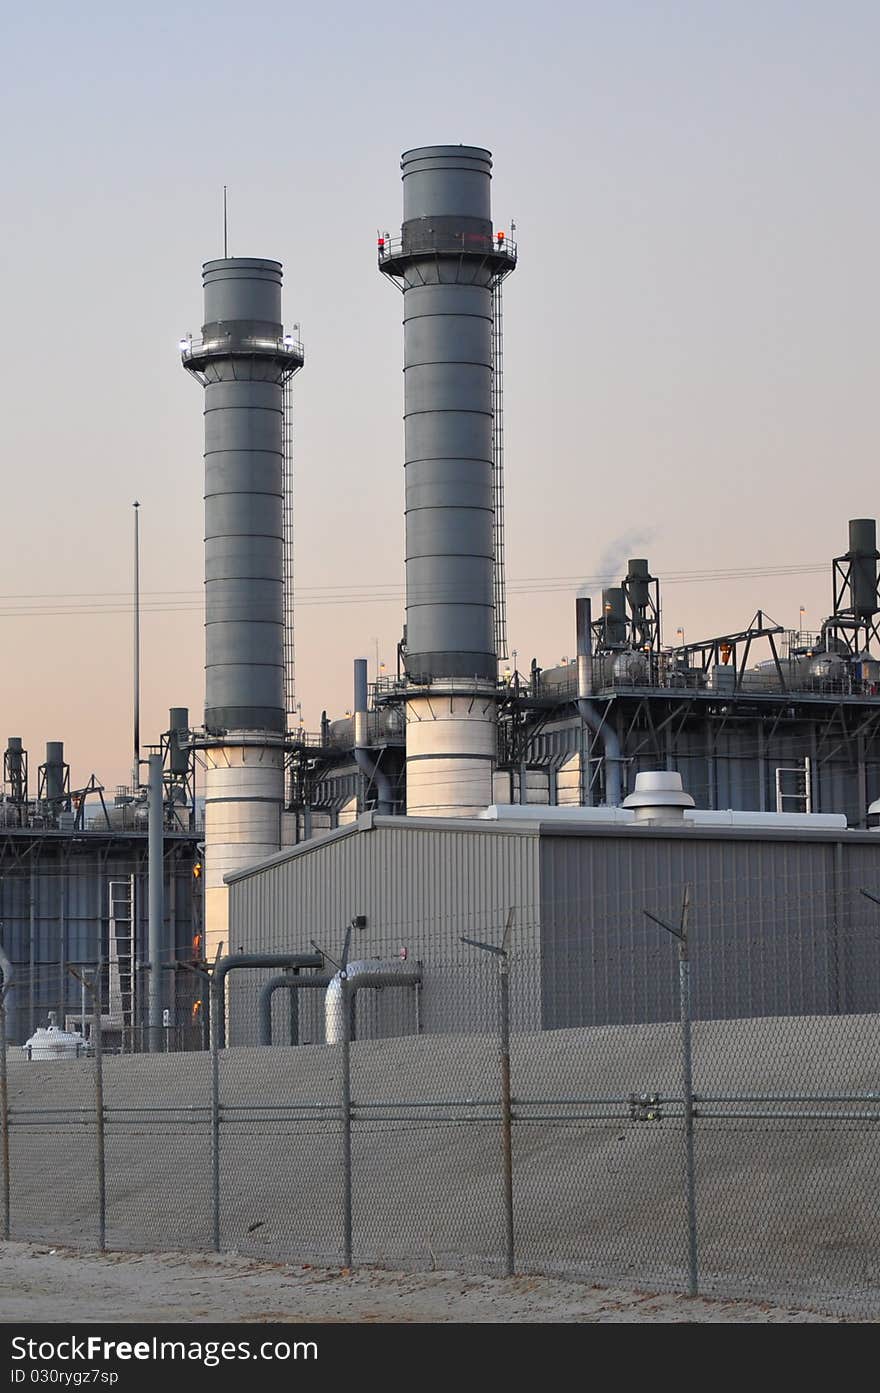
xmin=1 ymin=884 xmax=878 ymax=1318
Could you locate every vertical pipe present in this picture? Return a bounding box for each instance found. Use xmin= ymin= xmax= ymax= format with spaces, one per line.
xmin=340 ymin=974 xmax=353 ymax=1269
xmin=289 ymin=974 xmax=298 ymax=1047
xmin=148 ymin=753 xmax=164 ymax=1051
xmin=92 ymin=975 xmax=106 ymax=1252
xmin=499 ymin=955 xmax=515 ymax=1278
xmin=0 ymin=988 xmax=10 ymax=1241
xmin=210 ymin=1024 xmax=220 ymax=1251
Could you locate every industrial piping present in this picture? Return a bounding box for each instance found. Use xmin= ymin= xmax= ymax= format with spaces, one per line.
xmin=210 ymin=951 xmax=323 ymax=1050
xmin=576 ymin=597 xmax=623 ymax=805
xmin=380 ymin=146 xmax=517 ymax=816
xmin=257 ymin=972 xmax=332 ymax=1047
xmin=353 ymin=659 xmax=394 ymax=815
xmin=325 ymin=960 xmax=422 ymax=1045
xmin=182 ymin=260 xmax=304 ymax=959
xmin=147 ymin=752 xmax=165 ymax=1048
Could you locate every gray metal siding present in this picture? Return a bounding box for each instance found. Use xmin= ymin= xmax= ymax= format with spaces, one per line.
xmin=228 ymin=819 xmax=880 ymax=1043
xmin=228 ymin=821 xmax=541 ymax=1043
xmin=540 ymin=833 xmax=880 ymax=1026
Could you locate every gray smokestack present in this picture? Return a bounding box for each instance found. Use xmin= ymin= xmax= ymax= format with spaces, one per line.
xmin=380 ymin=146 xmax=516 ymax=817
xmin=394 ymin=146 xmax=502 ymax=683
xmin=186 ymin=258 xmax=302 ymax=734
xmin=182 ymin=258 xmax=303 ymax=962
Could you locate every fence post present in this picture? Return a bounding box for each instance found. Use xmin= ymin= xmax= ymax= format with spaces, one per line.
xmin=210 ymin=1016 xmax=221 ymax=1252
xmin=91 ymin=974 xmax=106 ymax=1253
xmin=462 ymin=908 xmax=516 ymax=1278
xmin=498 ymin=946 xmax=515 ymax=1278
xmin=644 ymin=885 xmax=698 ymax=1297
xmin=678 ymin=896 xmax=698 ymax=1298
xmin=0 ymin=985 xmax=10 ymax=1241
xmin=340 ymin=971 xmax=353 ymax=1270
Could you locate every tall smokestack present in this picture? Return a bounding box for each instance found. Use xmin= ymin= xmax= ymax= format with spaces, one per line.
xmin=379 ymin=145 xmax=516 ymax=815
xmin=182 ymin=258 xmax=303 ymax=959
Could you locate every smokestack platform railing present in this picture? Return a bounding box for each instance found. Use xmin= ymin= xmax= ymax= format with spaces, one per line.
xmin=179 ymin=331 xmax=305 ymax=380
xmin=377 ymin=232 xmax=517 ymax=277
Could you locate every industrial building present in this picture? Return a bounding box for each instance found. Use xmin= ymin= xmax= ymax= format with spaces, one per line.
xmin=5 ymin=142 xmax=880 ymax=1049
xmin=225 ymin=806 xmax=880 ymax=1045
xmin=0 ymin=724 xmax=202 ymax=1046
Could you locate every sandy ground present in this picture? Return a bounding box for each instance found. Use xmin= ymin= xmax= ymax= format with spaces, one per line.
xmin=0 ymin=1242 xmax=843 ymax=1323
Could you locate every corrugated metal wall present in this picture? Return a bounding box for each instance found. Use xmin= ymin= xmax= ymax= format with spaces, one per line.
xmin=227 ymin=818 xmax=542 ymax=1044
xmin=539 ymin=829 xmax=880 ymax=1026
xmin=228 ymin=818 xmax=880 ymax=1044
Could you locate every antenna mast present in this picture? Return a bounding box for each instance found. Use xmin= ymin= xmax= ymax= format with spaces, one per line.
xmin=132 ymin=501 xmax=141 ymax=789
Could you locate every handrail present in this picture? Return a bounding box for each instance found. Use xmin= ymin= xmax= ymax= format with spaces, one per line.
xmin=180 ymin=333 xmax=304 ymax=362
xmin=378 ymin=234 xmax=517 ymax=264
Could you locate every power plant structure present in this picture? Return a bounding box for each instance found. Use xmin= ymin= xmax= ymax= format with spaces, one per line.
xmin=6 ymin=142 xmax=880 ymax=1051
xmin=0 ymin=722 xmax=202 ymax=1047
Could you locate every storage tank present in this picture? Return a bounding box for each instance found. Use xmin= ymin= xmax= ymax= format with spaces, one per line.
xmin=612 ymin=650 xmax=649 ymax=685
xmin=809 ymin=653 xmax=847 ymax=684
xmin=23 ymin=1018 xmax=87 ymax=1061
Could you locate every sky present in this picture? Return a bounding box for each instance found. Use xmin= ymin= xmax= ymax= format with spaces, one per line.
xmin=1 ymin=0 xmax=878 ymax=792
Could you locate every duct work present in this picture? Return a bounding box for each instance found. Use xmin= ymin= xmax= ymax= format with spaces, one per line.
xmin=380 ymin=146 xmax=517 ymax=816
xmin=182 ymin=260 xmax=304 ymax=958
xmin=324 ymin=960 xmax=423 ymax=1045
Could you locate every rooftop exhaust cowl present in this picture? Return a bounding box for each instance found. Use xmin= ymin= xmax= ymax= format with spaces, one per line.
xmin=622 ymin=771 xmax=696 ymax=824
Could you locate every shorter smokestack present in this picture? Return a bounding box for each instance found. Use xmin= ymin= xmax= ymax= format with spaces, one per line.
xmin=847 ymin=519 xmax=879 ymax=619
xmin=168 ymin=708 xmax=190 ymax=776
xmin=44 ymin=743 xmax=65 ymax=804
xmin=575 ymin=597 xmax=593 ymax=699
xmin=353 ymin=658 xmax=369 ymax=749
xmin=352 ymin=658 xmax=393 ymax=815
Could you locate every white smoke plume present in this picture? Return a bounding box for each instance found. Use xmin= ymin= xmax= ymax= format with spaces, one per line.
xmin=579 ymin=527 xmax=659 ymax=597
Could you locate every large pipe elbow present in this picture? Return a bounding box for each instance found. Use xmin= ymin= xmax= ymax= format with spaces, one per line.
xmin=325 ymin=960 xmax=422 ymax=1045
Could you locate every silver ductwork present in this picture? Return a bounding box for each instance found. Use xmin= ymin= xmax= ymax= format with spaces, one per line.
xmin=325 ymin=959 xmax=422 ymax=1045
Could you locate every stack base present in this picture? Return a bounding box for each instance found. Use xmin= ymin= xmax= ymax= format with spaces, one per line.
xmin=204 ymin=740 xmax=284 ymax=960
xmin=404 ymin=686 xmax=497 ymax=817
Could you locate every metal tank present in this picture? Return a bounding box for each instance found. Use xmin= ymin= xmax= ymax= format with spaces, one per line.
xmin=182 ymin=258 xmax=304 ymax=958
xmin=379 ymin=146 xmax=516 ymax=815
xmin=601 ymin=588 xmax=627 ymax=648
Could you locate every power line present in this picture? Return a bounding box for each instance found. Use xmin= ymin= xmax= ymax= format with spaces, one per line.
xmin=0 ymin=561 xmax=832 ymax=620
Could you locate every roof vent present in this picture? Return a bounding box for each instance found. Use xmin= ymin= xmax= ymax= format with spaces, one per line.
xmin=622 ymin=771 xmax=696 ymax=825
